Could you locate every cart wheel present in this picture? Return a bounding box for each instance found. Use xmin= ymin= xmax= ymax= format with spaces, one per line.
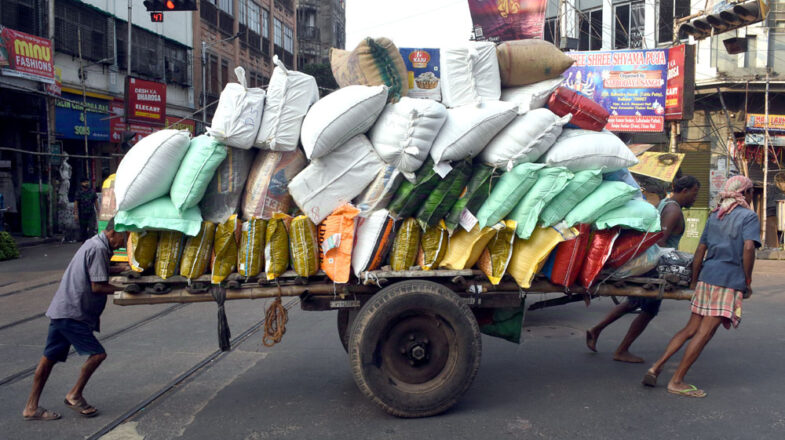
xmin=348 ymin=280 xmax=481 ymax=418
xmin=337 ymin=309 xmax=358 ymax=353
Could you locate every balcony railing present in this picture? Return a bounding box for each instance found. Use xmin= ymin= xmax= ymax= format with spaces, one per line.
xmin=298 ymin=26 xmax=319 ymax=41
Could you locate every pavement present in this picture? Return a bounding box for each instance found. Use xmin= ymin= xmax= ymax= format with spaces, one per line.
xmin=0 ymin=243 xmax=783 ymax=439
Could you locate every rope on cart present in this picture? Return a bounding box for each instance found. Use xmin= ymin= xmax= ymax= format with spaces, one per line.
xmin=263 ymin=281 xmax=288 ymax=347
xmin=211 ymin=285 xmax=232 ymax=351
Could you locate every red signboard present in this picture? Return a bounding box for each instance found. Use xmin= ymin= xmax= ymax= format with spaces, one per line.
xmin=0 ymin=25 xmax=55 ymax=83
xmin=125 ymin=77 xmax=167 ymax=125
xmin=165 ymin=116 xmax=195 ymax=134
xmin=665 ymin=44 xmax=695 ymax=121
xmin=111 ymin=99 xmax=194 ymax=144
xmin=468 ymin=0 xmax=547 ymax=42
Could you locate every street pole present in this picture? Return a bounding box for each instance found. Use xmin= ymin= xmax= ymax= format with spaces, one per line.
xmin=78 ymin=28 xmax=90 ymax=184
xmin=763 ymin=71 xmax=770 ymax=247
xmin=127 ymin=0 xmax=133 ymax=76
xmin=202 ymin=40 xmax=207 ymax=125
xmin=47 ymin=0 xmax=55 ymax=236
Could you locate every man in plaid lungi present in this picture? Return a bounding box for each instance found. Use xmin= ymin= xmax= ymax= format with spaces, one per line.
xmin=642 ymin=175 xmax=760 ymax=398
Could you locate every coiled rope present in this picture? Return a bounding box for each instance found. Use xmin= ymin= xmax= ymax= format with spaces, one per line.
xmin=263 ymin=282 xmax=288 ymax=347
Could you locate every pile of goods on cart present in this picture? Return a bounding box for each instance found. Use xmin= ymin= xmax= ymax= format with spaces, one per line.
xmin=110 ymin=38 xmax=688 ymax=305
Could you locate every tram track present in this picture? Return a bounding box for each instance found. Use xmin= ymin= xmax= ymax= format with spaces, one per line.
xmin=86 ymin=297 xmax=300 ymax=440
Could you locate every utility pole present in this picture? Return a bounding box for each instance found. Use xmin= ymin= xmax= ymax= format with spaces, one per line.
xmin=127 ymin=0 xmax=133 ymax=76
xmin=202 ymin=40 xmax=207 ymax=125
xmin=763 ymin=71 xmax=770 ymax=247
xmin=558 ymin=0 xmax=567 ymax=48
xmin=78 ymin=28 xmax=90 ymax=184
xmin=47 ymin=0 xmax=55 ymax=236
xmin=669 ymin=10 xmax=707 ymax=153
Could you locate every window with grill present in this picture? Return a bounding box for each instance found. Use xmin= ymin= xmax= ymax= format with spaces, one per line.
xmin=55 ymin=0 xmax=109 ymax=62
xmin=657 ymin=0 xmax=691 ymax=44
xmin=209 ymin=55 xmax=219 ymax=94
xmin=262 ymin=8 xmax=270 ymax=56
xmin=240 ymin=0 xmax=262 ymax=53
xmin=543 ymin=18 xmax=558 ymax=45
xmin=284 ymin=25 xmax=293 ymax=52
xmin=1 ymin=0 xmax=40 ymax=36
xmin=200 ymin=0 xmax=217 ymax=26
xmin=165 ymin=41 xmax=189 ymax=85
xmin=221 ymin=59 xmax=230 ymax=88
xmin=217 ymin=0 xmax=233 ymax=14
xmin=578 ymin=9 xmax=602 ymax=51
xmin=614 ymin=2 xmax=645 ymax=49
xmin=274 ymin=18 xmax=283 ymax=47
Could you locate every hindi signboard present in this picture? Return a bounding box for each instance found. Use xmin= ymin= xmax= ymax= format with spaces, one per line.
xmin=468 ymin=0 xmax=547 ymax=42
xmin=0 ymin=26 xmax=55 ymax=83
xmin=563 ymin=49 xmax=668 ymax=132
xmin=125 ymin=77 xmax=166 ymax=125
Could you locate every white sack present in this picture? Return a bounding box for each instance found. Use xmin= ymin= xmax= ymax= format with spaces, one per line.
xmin=440 ymin=42 xmax=501 ymax=108
xmin=429 ymin=100 xmax=517 ymax=165
xmin=541 ymin=129 xmax=639 ymax=173
xmin=480 ymin=108 xmax=571 ymax=170
xmin=369 ymin=97 xmax=447 ymax=179
xmin=352 ymin=209 xmax=393 ymax=277
xmin=500 ymin=77 xmax=564 ymax=114
xmin=208 ymin=67 xmax=265 ymax=149
xmin=255 ymin=55 xmax=319 ymax=151
xmin=289 ymin=134 xmax=385 ymax=224
xmin=300 ymin=85 xmax=388 ymax=160
xmin=115 ymin=129 xmax=191 ymax=211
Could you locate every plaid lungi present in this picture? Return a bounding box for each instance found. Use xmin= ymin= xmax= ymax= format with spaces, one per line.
xmin=691 ymin=281 xmax=743 ymax=329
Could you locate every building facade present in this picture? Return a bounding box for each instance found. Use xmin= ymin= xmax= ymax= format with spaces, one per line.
xmin=296 ymin=0 xmax=345 ymax=67
xmin=1 ymin=0 xmax=195 ymax=235
xmin=546 ymin=0 xmax=785 ymax=245
xmin=194 ymin=0 xmax=297 ymax=125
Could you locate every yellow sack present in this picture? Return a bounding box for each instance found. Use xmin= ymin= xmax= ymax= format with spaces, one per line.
xmin=155 ymin=231 xmax=184 ymax=279
xmin=127 ymin=231 xmax=159 ymax=272
xmin=180 ymin=221 xmax=217 ymax=280
xmin=508 ymin=226 xmax=571 ymax=289
xmin=477 ymin=220 xmax=517 ymax=285
xmin=238 ymin=218 xmax=266 ymax=277
xmin=289 ymin=215 xmax=320 ymax=277
xmin=211 ymin=215 xmax=240 ymax=284
xmin=265 ymin=213 xmax=291 ymax=280
xmin=439 ymin=223 xmax=501 ymax=270
xmin=390 ymin=218 xmax=421 ymax=271
xmin=418 ymin=221 xmax=448 ymax=271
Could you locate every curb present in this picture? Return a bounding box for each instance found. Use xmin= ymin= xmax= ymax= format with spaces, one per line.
xmin=15 ymin=237 xmax=62 ymax=248
xmin=756 ymin=249 xmax=785 ymax=260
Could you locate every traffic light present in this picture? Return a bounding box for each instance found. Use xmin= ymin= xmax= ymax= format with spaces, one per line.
xmin=144 ymin=0 xmax=197 ymax=11
xmin=678 ymin=0 xmax=770 ymax=40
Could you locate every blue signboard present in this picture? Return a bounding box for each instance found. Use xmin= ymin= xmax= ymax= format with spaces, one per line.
xmin=562 ymin=49 xmax=668 ymax=133
xmin=55 ymin=92 xmax=111 ymax=141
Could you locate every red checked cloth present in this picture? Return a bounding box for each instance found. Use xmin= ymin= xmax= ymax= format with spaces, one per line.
xmin=691 ymin=281 xmax=744 ymax=329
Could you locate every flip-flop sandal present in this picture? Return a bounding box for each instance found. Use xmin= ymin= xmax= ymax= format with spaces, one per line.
xmin=667 ymin=384 xmax=706 ymax=398
xmin=24 ymin=407 xmax=61 ymax=421
xmin=64 ymin=398 xmax=99 ymax=417
xmin=642 ymin=371 xmax=658 ymax=387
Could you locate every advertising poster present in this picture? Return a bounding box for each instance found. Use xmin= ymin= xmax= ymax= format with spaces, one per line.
xmin=55 ymin=92 xmax=111 ymax=141
xmin=563 ymin=49 xmax=668 ymax=132
xmin=399 ymin=48 xmax=441 ymax=101
xmin=628 ymin=152 xmax=685 ymax=182
xmin=665 ymin=44 xmax=695 ymax=121
xmin=0 ymin=25 xmax=55 ymax=83
xmin=125 ymin=77 xmax=166 ymax=125
xmin=746 ymin=113 xmax=785 ymax=133
xmin=467 ymin=0 xmax=547 ymax=42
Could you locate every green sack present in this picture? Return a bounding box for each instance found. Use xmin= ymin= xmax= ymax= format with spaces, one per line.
xmin=508 ymin=167 xmax=573 ymax=239
xmin=474 ymin=305 xmax=524 ymax=344
xmin=388 ymin=158 xmax=441 ymax=219
xmin=539 ymin=169 xmax=603 ymax=227
xmin=594 ymin=199 xmax=662 ymax=232
xmin=415 ymin=160 xmax=472 ymax=230
xmin=444 ymin=164 xmax=497 ymax=234
xmin=115 ymin=196 xmax=203 ymax=237
xmin=476 ymin=162 xmax=545 ymax=229
xmin=563 ymin=181 xmax=638 ymax=227
xmin=390 ymin=218 xmax=421 ymax=271
xmin=171 ymin=135 xmax=227 ymax=215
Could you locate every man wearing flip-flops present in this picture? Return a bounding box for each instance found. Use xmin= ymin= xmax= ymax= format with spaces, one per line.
xmin=22 ymin=220 xmax=127 ymax=421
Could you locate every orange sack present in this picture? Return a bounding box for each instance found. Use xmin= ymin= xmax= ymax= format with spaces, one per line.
xmin=319 ymin=204 xmax=360 ymax=283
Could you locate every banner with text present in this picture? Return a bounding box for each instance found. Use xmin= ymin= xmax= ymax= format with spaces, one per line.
xmin=0 ymin=25 xmax=54 ymax=83
xmin=563 ymin=49 xmax=668 ymax=132
xmin=665 ymin=44 xmax=695 ymax=121
xmin=55 ymin=92 xmax=111 ymax=141
xmin=467 ymin=0 xmax=547 ymax=41
xmin=746 ymin=113 xmax=785 ymax=134
xmin=125 ymin=77 xmax=166 ymax=125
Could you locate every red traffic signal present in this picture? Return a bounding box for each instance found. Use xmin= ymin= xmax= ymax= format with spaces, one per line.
xmin=144 ymin=0 xmax=196 ymax=11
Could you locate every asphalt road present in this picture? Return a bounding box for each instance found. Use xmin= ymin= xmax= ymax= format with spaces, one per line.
xmin=1 ymin=243 xmax=784 ymax=439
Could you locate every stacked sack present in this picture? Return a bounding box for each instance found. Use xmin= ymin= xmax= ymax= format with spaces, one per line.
xmin=109 ymin=35 xmax=664 ymax=289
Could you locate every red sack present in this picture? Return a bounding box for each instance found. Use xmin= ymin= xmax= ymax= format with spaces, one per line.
xmin=547 ymin=87 xmax=609 ymax=132
xmin=550 ymin=224 xmax=591 ymax=287
xmin=579 ymin=228 xmax=621 ymax=289
xmin=606 ymin=230 xmax=664 ymax=268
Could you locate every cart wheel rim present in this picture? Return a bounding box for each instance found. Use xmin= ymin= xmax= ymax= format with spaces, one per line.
xmin=378 ymin=311 xmax=455 ymax=387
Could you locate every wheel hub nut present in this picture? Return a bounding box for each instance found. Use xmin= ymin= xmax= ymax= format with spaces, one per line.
xmin=411 ymin=345 xmax=426 ymax=361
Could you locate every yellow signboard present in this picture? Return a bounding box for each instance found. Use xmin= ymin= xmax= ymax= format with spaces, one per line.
xmin=628 ymin=152 xmax=685 ymax=182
